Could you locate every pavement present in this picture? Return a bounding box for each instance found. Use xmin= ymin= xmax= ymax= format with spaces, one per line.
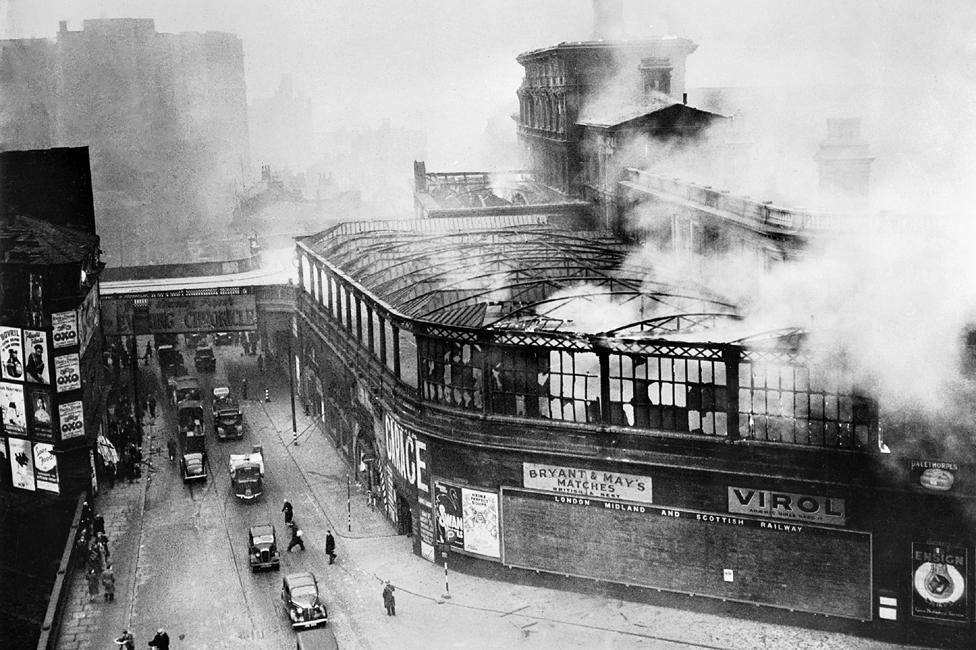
xmin=55 ymin=344 xmax=931 ymax=650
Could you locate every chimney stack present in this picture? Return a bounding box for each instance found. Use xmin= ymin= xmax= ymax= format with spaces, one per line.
xmin=592 ymin=0 xmax=625 ymax=40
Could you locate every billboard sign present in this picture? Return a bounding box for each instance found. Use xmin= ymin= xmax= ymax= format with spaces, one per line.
xmin=77 ymin=285 xmax=100 ymax=355
xmin=146 ymin=293 xmax=257 ymax=333
xmin=0 ymin=382 xmax=26 ymax=436
xmin=912 ymin=542 xmax=968 ymax=622
xmin=52 ymin=310 xmax=79 ymax=349
xmin=8 ymin=436 xmax=35 ymax=491
xmin=909 ymin=460 xmax=959 ymax=492
xmin=58 ymin=400 xmax=86 ymax=441
xmin=728 ymin=486 xmax=846 ymax=526
xmin=0 ymin=326 xmax=24 ymax=382
xmin=523 ymin=462 xmax=652 ymax=504
xmin=435 ymin=482 xmax=464 ymax=549
xmin=54 ymin=353 xmax=82 ymax=393
xmin=27 ymin=388 xmax=54 ymax=440
xmin=461 ymin=488 xmax=500 ymax=558
xmin=33 ymin=441 xmax=60 ymax=493
xmin=22 ymin=329 xmax=50 ymax=385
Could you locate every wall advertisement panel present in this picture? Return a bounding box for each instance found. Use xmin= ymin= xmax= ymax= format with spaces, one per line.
xmin=77 ymin=285 xmax=100 ymax=355
xmin=58 ymin=400 xmax=86 ymax=441
xmin=1 ymin=381 xmax=26 ymax=436
xmin=911 ymin=542 xmax=969 ymax=622
xmin=27 ymin=387 xmax=54 ymax=440
xmin=523 ymin=462 xmax=652 ymax=504
xmin=435 ymin=481 xmax=501 ymax=559
xmin=727 ymin=486 xmax=847 ymax=526
xmin=147 ymin=293 xmax=257 ymax=333
xmin=0 ymin=326 xmax=24 ymax=382
xmin=33 ymin=441 xmax=59 ymax=493
xmin=8 ymin=436 xmax=35 ymax=491
xmin=54 ymin=353 xmax=82 ymax=393
xmin=22 ymin=329 xmax=50 ymax=385
xmin=418 ymin=497 xmax=436 ymax=562
xmin=383 ymin=414 xmax=430 ymax=497
xmin=501 ymin=487 xmax=872 ymax=620
xmin=52 ymin=310 xmax=79 ymax=349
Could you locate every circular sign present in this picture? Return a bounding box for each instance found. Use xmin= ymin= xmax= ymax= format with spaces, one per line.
xmin=914 ymin=562 xmax=965 ymax=605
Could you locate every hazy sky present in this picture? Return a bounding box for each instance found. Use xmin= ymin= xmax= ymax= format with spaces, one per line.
xmin=3 ymin=0 xmax=975 ymax=169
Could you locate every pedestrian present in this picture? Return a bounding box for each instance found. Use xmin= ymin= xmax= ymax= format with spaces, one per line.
xmin=383 ymin=582 xmax=396 ymax=616
xmin=241 ymin=377 xmax=248 ymax=400
xmin=86 ymin=566 xmax=100 ymax=602
xmin=282 ymin=498 xmax=293 ymax=525
xmin=93 ymin=513 xmax=105 ymax=536
xmin=101 ymin=563 xmax=115 ymax=602
xmin=167 ymin=437 xmax=176 ymax=462
xmin=80 ymin=500 xmax=94 ymax=534
xmin=287 ymin=524 xmax=305 ymax=552
xmin=106 ymin=460 xmax=116 ymax=488
xmin=148 ymin=627 xmax=170 ymax=649
xmin=97 ymin=531 xmax=110 ymax=562
xmin=114 ymin=629 xmax=135 ymax=649
xmin=147 ymin=394 xmax=157 ymax=420
xmin=257 ymin=353 xmax=264 ymax=373
xmin=144 ymin=341 xmax=153 ymax=365
xmin=325 ymin=530 xmax=336 ymax=564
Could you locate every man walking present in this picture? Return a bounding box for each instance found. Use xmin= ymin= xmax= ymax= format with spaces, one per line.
xmin=282 ymin=498 xmax=293 ymax=525
xmin=325 ymin=530 xmax=336 ymax=564
xmin=287 ymin=523 xmax=305 ymax=552
xmin=241 ymin=377 xmax=248 ymax=400
xmin=86 ymin=566 xmax=100 ymax=602
xmin=147 ymin=394 xmax=157 ymax=420
xmin=383 ymin=582 xmax=396 ymax=616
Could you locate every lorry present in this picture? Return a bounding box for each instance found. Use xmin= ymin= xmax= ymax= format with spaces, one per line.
xmin=177 ymin=400 xmax=207 ymax=482
xmin=229 ymin=445 xmax=264 ymax=500
xmin=171 ymin=375 xmax=202 ymax=405
xmin=214 ymin=392 xmax=244 ymax=440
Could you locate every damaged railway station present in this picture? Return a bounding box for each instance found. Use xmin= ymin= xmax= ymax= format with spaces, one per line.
xmin=293 ymin=204 xmax=974 ymax=648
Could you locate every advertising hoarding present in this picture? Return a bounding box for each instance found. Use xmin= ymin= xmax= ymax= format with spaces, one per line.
xmin=435 ymin=482 xmax=464 ymax=549
xmin=728 ymin=486 xmax=846 ymax=526
xmin=22 ymin=329 xmax=50 ymax=384
xmin=461 ymin=488 xmax=500 ymax=558
xmin=909 ymin=460 xmax=959 ymax=492
xmin=51 ymin=310 xmax=78 ymax=349
xmin=58 ymin=400 xmax=86 ymax=441
xmin=523 ymin=462 xmax=652 ymax=504
xmin=0 ymin=326 xmax=25 ymax=382
xmin=33 ymin=441 xmax=60 ymax=493
xmin=76 ymin=286 xmax=100 ymax=355
xmin=27 ymin=387 xmax=54 ymax=440
xmin=8 ymin=436 xmax=35 ymax=491
xmin=384 ymin=414 xmax=430 ymax=496
xmin=54 ymin=353 xmax=82 ymax=393
xmin=912 ymin=542 xmax=969 ymax=622
xmin=418 ymin=497 xmax=436 ymax=561
xmin=0 ymin=382 xmax=26 ymax=435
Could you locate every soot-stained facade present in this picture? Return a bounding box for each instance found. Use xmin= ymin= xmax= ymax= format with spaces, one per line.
xmin=293 ymin=214 xmax=975 ymax=647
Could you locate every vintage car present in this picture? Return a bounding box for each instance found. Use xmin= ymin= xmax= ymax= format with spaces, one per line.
xmin=214 ymin=331 xmax=236 ymax=346
xmin=295 ymin=626 xmax=340 ymax=650
xmin=173 ymin=375 xmax=202 ymax=404
xmin=180 ymin=451 xmax=207 ymax=482
xmin=184 ymin=332 xmax=207 ymax=349
xmin=248 ymin=523 xmax=281 ymax=571
xmin=281 ymin=572 xmax=328 ymax=629
xmin=194 ymin=345 xmax=216 ymax=372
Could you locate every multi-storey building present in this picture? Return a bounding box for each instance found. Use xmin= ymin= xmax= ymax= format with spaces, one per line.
xmin=0 ymin=19 xmax=250 ymax=264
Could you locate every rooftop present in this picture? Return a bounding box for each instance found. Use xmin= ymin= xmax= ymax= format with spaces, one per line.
xmin=0 ymin=214 xmax=98 ymax=265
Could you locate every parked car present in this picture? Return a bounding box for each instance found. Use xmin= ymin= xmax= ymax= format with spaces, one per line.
xmin=214 ymin=331 xmax=236 ymax=346
xmin=295 ymin=626 xmax=340 ymax=650
xmin=194 ymin=345 xmax=216 ymax=372
xmin=185 ymin=332 xmax=206 ymax=348
xmin=281 ymin=572 xmax=328 ymax=629
xmin=180 ymin=452 xmax=207 ymax=482
xmin=248 ymin=523 xmax=281 ymax=571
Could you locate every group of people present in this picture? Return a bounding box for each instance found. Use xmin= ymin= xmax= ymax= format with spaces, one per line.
xmin=281 ymin=498 xmax=337 ymax=563
xmin=115 ymin=627 xmax=169 ymax=650
xmin=77 ymin=501 xmax=116 ymax=604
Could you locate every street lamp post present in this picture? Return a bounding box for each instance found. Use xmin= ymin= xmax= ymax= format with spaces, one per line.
xmin=287 ymin=332 xmax=297 ymax=446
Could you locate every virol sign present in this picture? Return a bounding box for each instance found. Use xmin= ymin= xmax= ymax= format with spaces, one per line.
xmin=728 ymin=486 xmax=846 ymax=526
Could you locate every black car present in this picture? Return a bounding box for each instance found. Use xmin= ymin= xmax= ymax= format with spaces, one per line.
xmin=248 ymin=523 xmax=280 ymax=571
xmin=214 ymin=331 xmax=236 ymax=346
xmin=281 ymin=572 xmax=328 ymax=629
xmin=194 ymin=346 xmax=216 ymax=372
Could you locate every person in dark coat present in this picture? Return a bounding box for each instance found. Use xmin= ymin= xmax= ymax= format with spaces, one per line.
xmin=101 ymin=563 xmax=116 ymax=602
xmin=287 ymin=524 xmax=305 ymax=552
xmin=383 ymin=582 xmax=396 ymax=616
xmin=241 ymin=377 xmax=248 ymax=400
xmin=80 ymin=501 xmax=94 ymax=533
xmin=325 ymin=530 xmax=336 ymax=564
xmin=282 ymin=498 xmax=293 ymax=525
xmin=115 ymin=629 xmax=134 ymax=649
xmin=148 ymin=628 xmax=170 ymax=649
xmin=147 ymin=394 xmax=157 ymax=420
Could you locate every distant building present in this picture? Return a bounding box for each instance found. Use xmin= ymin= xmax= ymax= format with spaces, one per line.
xmin=0 ymin=146 xmax=105 ymax=498
xmin=0 ymin=18 xmax=251 ymax=265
